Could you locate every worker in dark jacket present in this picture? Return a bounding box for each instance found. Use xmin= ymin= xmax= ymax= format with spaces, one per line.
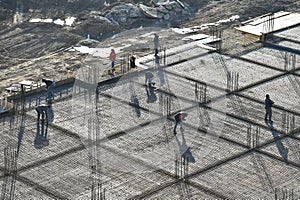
xmin=130 ymin=54 xmax=136 ymax=68
xmin=265 ymin=94 xmax=274 ymax=122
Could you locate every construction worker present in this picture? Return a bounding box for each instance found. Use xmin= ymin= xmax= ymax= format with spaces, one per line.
xmin=145 ymin=71 xmax=154 ymax=85
xmin=173 ymin=112 xmax=188 ymax=135
xmin=265 ymin=94 xmax=274 ymax=122
xmin=42 ymin=79 xmax=56 ymax=100
xmin=130 ymin=54 xmax=136 ymax=68
xmin=109 ymin=49 xmax=116 ymax=68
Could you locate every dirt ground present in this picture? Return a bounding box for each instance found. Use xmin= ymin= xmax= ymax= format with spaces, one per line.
xmin=0 ymin=0 xmax=299 ymax=94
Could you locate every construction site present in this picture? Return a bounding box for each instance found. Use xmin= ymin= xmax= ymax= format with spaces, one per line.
xmin=0 ymin=9 xmax=300 ymax=200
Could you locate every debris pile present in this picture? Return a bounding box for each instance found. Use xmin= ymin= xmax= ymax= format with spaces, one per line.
xmin=104 ymin=0 xmax=192 ymax=27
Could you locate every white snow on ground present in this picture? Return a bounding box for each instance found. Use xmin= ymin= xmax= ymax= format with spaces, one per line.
xmin=65 ymin=17 xmax=76 ymax=26
xmin=72 ymin=44 xmax=130 ymax=58
xmin=182 ymin=33 xmax=208 ymax=41
xmin=29 ymin=18 xmax=53 ymax=23
xmin=171 ymin=27 xmax=198 ymax=34
xmin=172 ymin=15 xmax=240 ymax=35
xmin=54 ymin=19 xmax=65 ymax=26
xmin=29 ymin=17 xmax=76 ymax=26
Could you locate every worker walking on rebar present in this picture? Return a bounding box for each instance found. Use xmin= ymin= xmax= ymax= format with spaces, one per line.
xmin=173 ymin=112 xmax=188 ymax=135
xmin=265 ymin=94 xmax=274 ymax=122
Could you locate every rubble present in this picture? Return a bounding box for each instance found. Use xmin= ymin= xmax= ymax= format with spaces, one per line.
xmin=104 ymin=0 xmax=192 ymax=28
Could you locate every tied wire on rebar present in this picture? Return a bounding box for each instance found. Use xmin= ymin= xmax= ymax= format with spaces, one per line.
xmin=212 ymin=50 xmax=271 ymax=186
xmin=249 ymin=122 xmax=274 ymax=194
xmin=281 ymin=112 xmax=300 ymax=165
xmin=226 ymin=71 xmax=239 ymax=92
xmin=71 ymin=61 xmax=105 ymax=199
xmin=152 ymin=46 xmax=191 ymax=183
xmin=1 ymin=84 xmax=27 ymax=200
xmin=281 ymin=112 xmax=295 ymax=135
xmin=88 ymin=115 xmax=103 ymax=200
xmin=1 ymin=147 xmax=17 ymax=200
xmin=209 ymin=26 xmax=223 ymax=51
xmin=83 ymin=67 xmax=104 ymax=200
xmin=277 ymin=51 xmax=300 ymax=164
xmin=247 ymin=124 xmax=260 ymax=149
xmin=284 ymin=52 xmax=296 ymax=71
xmin=195 ymin=82 xmax=210 ymax=131
xmin=17 ymin=84 xmax=26 ymax=155
xmin=251 ymin=151 xmax=275 ymax=193
xmin=274 ymin=188 xmax=294 ymax=200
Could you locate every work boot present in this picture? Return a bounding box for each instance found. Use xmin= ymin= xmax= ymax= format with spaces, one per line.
xmin=173 ymin=130 xmax=177 ymax=135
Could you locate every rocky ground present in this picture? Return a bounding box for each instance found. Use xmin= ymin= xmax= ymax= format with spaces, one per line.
xmin=0 ymin=0 xmax=299 ymax=94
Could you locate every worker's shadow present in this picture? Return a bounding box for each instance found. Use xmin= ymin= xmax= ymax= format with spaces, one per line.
xmin=265 ymin=120 xmax=288 ymax=162
xmin=175 ymin=127 xmax=195 ymax=163
xmin=155 ymin=55 xmax=166 ymax=87
xmin=47 ymin=99 xmax=54 ymax=122
xmin=35 ymin=110 xmax=49 ymax=149
xmin=146 ymin=86 xmax=157 ymax=103
xmin=34 ymin=104 xmax=53 ymax=149
xmin=131 ymin=94 xmax=141 ymax=118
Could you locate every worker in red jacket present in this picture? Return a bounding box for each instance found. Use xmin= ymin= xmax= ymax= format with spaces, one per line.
xmin=109 ymin=49 xmax=116 ymax=68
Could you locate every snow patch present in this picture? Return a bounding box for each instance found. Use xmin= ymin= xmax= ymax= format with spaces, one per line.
xmin=30 ymin=17 xmax=76 ymax=26
xmin=172 ymin=15 xmax=240 ymax=34
xmin=71 ymin=44 xmax=131 ymax=58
